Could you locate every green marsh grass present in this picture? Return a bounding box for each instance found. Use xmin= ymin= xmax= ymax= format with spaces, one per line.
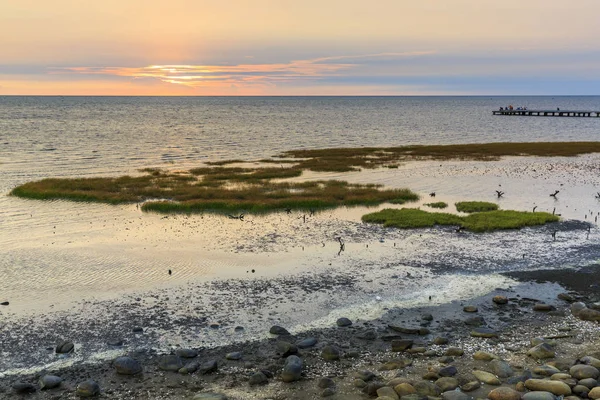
xmin=455 ymin=201 xmax=499 ymax=213
xmin=424 ymin=202 xmax=448 ymax=209
xmin=362 ymin=208 xmax=559 ymax=232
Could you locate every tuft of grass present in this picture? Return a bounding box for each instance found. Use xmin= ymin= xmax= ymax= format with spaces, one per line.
xmin=205 ymin=159 xmax=246 ymax=166
xmin=425 ymin=202 xmax=448 ymax=209
xmin=455 ymin=201 xmax=499 ymax=213
xmin=362 ymin=208 xmax=558 ymax=232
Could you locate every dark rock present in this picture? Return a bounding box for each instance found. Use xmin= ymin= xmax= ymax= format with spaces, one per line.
xmin=269 ymin=325 xmax=290 ymax=335
xmin=578 ymin=378 xmax=598 ymax=389
xmin=199 ymin=360 xmax=218 ymax=374
xmin=318 ymin=377 xmax=336 ymax=388
xmin=442 ymin=391 xmax=471 ymax=400
xmin=296 ymin=337 xmax=318 ymax=349
xmin=39 ymin=375 xmax=62 ymax=390
xmin=527 ymin=343 xmax=556 ymax=359
xmin=354 ymin=370 xmax=376 ymax=381
xmin=107 ymin=339 xmax=123 ymax=346
xmin=158 ymin=355 xmax=184 ymax=371
xmin=336 ymin=317 xmax=352 ymax=327
xmin=444 ymin=347 xmax=464 ymax=356
xmin=470 ymin=327 xmax=499 ymax=338
xmin=391 ymin=339 xmax=414 ymax=352
xmin=414 ymin=381 xmax=442 ymax=396
xmin=434 ymin=336 xmax=449 ymax=345
xmin=493 ymin=295 xmax=508 ymax=304
xmin=132 ymin=327 xmax=143 ymax=333
xmin=461 ymin=381 xmax=480 ymax=392
xmin=362 ymin=381 xmax=385 ymax=396
xmin=435 ymin=377 xmax=459 ymax=391
xmin=569 ymin=364 xmax=599 ymax=379
xmin=557 ymin=293 xmax=575 ymax=302
xmin=179 ymin=360 xmax=200 ymax=374
xmin=276 ymin=341 xmax=298 ymax=357
xmin=249 ymin=371 xmax=268 ymax=386
xmin=234 ymin=326 xmax=244 ymax=331
xmin=76 ymin=379 xmax=100 ymax=397
xmin=388 ymin=325 xmax=419 ymax=334
xmin=438 ymin=366 xmax=458 ymax=377
xmin=533 ymin=303 xmax=555 ymax=312
xmin=281 ymin=355 xmax=303 ymax=382
xmin=356 ymin=329 xmax=377 ymax=340
xmin=114 ymin=356 xmax=142 ymax=375
xmin=321 ymin=387 xmax=336 ymax=397
xmin=176 ymin=348 xmax=198 ymax=358
xmin=0 ymin=301 xmax=9 ymax=306
xmin=225 ymin=351 xmax=242 ymax=360
xmin=321 ymin=345 xmax=341 ymax=361
xmin=490 ymin=359 xmax=514 ymax=378
xmin=377 ymin=386 xmax=400 ymax=399
xmin=55 ymin=340 xmax=74 ymax=354
xmin=12 ymin=382 xmax=36 ymax=394
xmin=464 ymin=316 xmax=486 ymax=326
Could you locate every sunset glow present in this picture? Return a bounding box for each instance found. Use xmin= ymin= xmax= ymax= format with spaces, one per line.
xmin=2 ymin=0 xmax=600 ymax=95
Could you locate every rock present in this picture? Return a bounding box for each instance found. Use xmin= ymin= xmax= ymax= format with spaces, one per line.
xmin=434 ymin=337 xmax=449 ymax=345
xmin=192 ymin=393 xmax=227 ymax=400
xmin=39 ymin=375 xmax=62 ymax=390
xmin=473 ymin=351 xmax=499 ymax=361
xmin=571 ymin=302 xmax=587 ymax=316
xmin=276 ymin=341 xmax=298 ymax=357
xmin=548 ymin=358 xmax=575 ymax=371
xmin=0 ymin=301 xmax=9 ymax=306
xmin=107 ymin=339 xmax=123 ymax=346
xmin=225 ymin=351 xmax=242 ymax=360
xmin=533 ymin=365 xmax=560 ymax=376
xmin=388 ymin=325 xmax=420 ymax=334
xmin=158 ymin=355 xmax=184 ymax=371
xmin=438 ymin=366 xmax=458 ymax=377
xmin=577 ymin=308 xmax=600 ymax=321
xmin=463 ymin=305 xmax=478 ymax=313
xmin=439 ymin=356 xmax=455 ymax=364
xmin=569 ymin=364 xmax=599 ymax=379
xmin=132 ymin=327 xmax=144 ymax=333
xmin=377 ymin=397 xmax=395 ymax=400
xmin=321 ymin=345 xmax=341 ymax=361
xmin=377 ymin=386 xmax=400 ymax=400
xmin=281 ymin=355 xmax=303 ymax=382
xmin=12 ymin=382 xmax=36 ymax=394
xmin=394 ymin=383 xmax=416 ymax=397
xmin=362 ymin=381 xmax=385 ymax=396
xmin=444 ymin=347 xmax=464 ymax=356
xmin=407 ymin=346 xmax=427 ymax=354
xmin=488 ymin=387 xmax=522 ymax=400
xmin=199 ymin=360 xmax=218 ymax=374
xmin=573 ymin=385 xmax=590 ymax=396
xmin=175 ymin=348 xmax=198 ymax=358
xmin=493 ymin=295 xmax=508 ymax=304
xmin=589 ymin=387 xmax=600 ymax=400
xmin=422 ymin=371 xmax=440 ymax=380
xmin=422 ymin=313 xmax=434 ymax=321
xmin=380 ymin=359 xmax=410 ymax=371
xmin=318 ymin=377 xmax=336 ymax=388
xmin=534 ymin=303 xmax=556 ymax=311
xmin=249 ymin=371 xmax=268 ymax=385
xmin=413 ymin=381 xmax=441 ymax=397
xmin=355 ymin=370 xmax=376 ymax=381
xmin=435 ymin=377 xmax=459 ymax=391
xmin=392 ymin=339 xmax=414 ymax=352
xmin=470 ymin=327 xmax=499 ymax=338
xmin=472 ymin=370 xmax=501 ymax=385
xmin=581 ymin=356 xmax=600 ymax=368
xmin=336 ymin=317 xmax=352 ymax=327
xmin=524 ymin=379 xmax=572 ymax=395
xmin=179 ymin=360 xmax=200 ymax=374
xmin=297 ymin=337 xmax=318 ymax=349
xmin=321 ymin=387 xmax=336 ymax=397
xmin=114 ymin=356 xmax=142 ymax=375
xmin=461 ymin=381 xmax=480 ymax=392
xmin=269 ymin=325 xmax=290 ymax=335
xmin=353 ymin=379 xmax=367 ymax=388
xmin=522 ymin=392 xmax=557 ymax=400
xmin=465 ymin=316 xmax=486 ymax=326
xmin=527 ymin=343 xmax=555 ymax=359
xmin=76 ymin=379 xmax=100 ymax=397
xmin=578 ymin=378 xmax=598 ymax=389
xmin=55 ymin=340 xmax=74 ymax=354
xmin=442 ymin=391 xmax=471 ymax=400
xmin=557 ymin=293 xmax=575 ymax=302
xmin=402 ymin=395 xmax=425 ymax=400
xmin=489 ymin=359 xmax=514 ymax=378
xmin=357 ymin=329 xmax=378 ymax=340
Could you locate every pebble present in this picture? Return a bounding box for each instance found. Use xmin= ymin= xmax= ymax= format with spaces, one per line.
xmin=470 ymin=327 xmax=499 ymax=338
xmin=39 ymin=375 xmax=62 ymax=390
xmin=444 ymin=347 xmax=464 ymax=356
xmin=438 ymin=365 xmax=458 ymax=377
xmin=318 ymin=377 xmax=335 ymax=388
xmin=533 ymin=365 xmax=560 ymax=376
xmin=12 ymin=382 xmax=36 ymax=394
xmin=321 ymin=387 xmax=336 ymax=397
xmin=336 ymin=317 xmax=352 ymax=327
xmin=76 ymin=379 xmax=100 ymax=397
xmin=297 ymin=337 xmax=318 ymax=349
xmin=489 ymin=359 xmax=514 ymax=378
xmin=225 ymin=351 xmax=242 ymax=360
xmin=175 ymin=348 xmax=198 ymax=358
xmin=435 ymin=377 xmax=459 ymax=391
xmin=493 ymin=295 xmax=508 ymax=304
xmin=321 ymin=345 xmax=341 ymax=361
xmin=354 ymin=370 xmax=376 ymax=381
xmin=248 ymin=371 xmax=268 ymax=386
xmin=179 ymin=360 xmax=200 ymax=374
xmin=473 ymin=350 xmax=499 ymax=361
xmin=463 ymin=305 xmax=478 ymax=312
xmin=472 ymin=370 xmax=501 ymax=385
xmin=114 ymin=356 xmax=143 ymax=375
xmin=269 ymin=325 xmax=290 ymax=335
xmin=158 ymin=355 xmax=184 ymax=371
xmin=377 ymin=386 xmax=400 ymax=400
xmin=433 ymin=336 xmax=449 ymax=345
xmin=393 ymin=382 xmax=416 ymax=396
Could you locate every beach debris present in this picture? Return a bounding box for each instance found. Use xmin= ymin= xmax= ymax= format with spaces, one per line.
xmin=550 ymin=190 xmax=560 ymax=198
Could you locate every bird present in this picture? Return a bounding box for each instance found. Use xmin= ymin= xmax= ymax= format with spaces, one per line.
xmin=496 ymin=190 xmax=504 ymax=198
xmin=168 ymin=269 xmax=172 ymax=275
xmin=550 ymin=190 xmax=559 ymax=198
xmin=595 ymin=192 xmax=600 ymax=199
xmin=429 ymin=192 xmax=436 ymax=197
xmin=285 ymin=208 xmax=292 ymax=214
xmin=532 ymin=206 xmax=538 ymax=212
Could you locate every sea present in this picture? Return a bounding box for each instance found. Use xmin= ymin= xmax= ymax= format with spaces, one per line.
xmin=1 ymin=96 xmax=600 ymax=373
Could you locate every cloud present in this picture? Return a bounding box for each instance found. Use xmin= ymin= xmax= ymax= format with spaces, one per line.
xmin=49 ymin=51 xmax=435 ymax=89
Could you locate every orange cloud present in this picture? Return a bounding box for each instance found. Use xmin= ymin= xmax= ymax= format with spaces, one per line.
xmin=51 ymin=51 xmax=435 ymax=89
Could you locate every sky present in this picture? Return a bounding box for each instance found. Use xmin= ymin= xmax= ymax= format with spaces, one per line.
xmin=1 ymin=0 xmax=600 ymax=95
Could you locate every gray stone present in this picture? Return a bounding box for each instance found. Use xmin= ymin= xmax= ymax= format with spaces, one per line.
xmin=336 ymin=317 xmax=352 ymax=327
xmin=158 ymin=355 xmax=184 ymax=371
xmin=179 ymin=360 xmax=200 ymax=374
xmin=297 ymin=337 xmax=318 ymax=349
xmin=318 ymin=377 xmax=336 ymax=388
xmin=463 ymin=305 xmax=478 ymax=313
xmin=442 ymin=391 xmax=471 ymax=400
xmin=473 ymin=351 xmax=499 ymax=361
xmin=392 ymin=339 xmax=414 ymax=352
xmin=533 ymin=303 xmax=555 ymax=312
xmin=269 ymin=325 xmax=290 ymax=335
xmin=377 ymin=386 xmax=400 ymax=400
xmin=571 ymin=302 xmax=587 ymax=316
xmin=488 ymin=387 xmax=521 ymax=400
xmin=39 ymin=375 xmax=62 ymax=390
xmin=465 ymin=316 xmax=486 ymax=326
xmin=444 ymin=347 xmax=464 ymax=356
xmin=55 ymin=340 xmax=74 ymax=354
xmin=489 ymin=359 xmax=514 ymax=378
xmin=276 ymin=341 xmax=298 ymax=357
xmin=249 ymin=371 xmax=268 ymax=385
xmin=354 ymin=370 xmax=376 ymax=381
xmin=281 ymin=355 xmax=303 ymax=382
xmin=356 ymin=329 xmax=377 ymax=340
xmin=435 ymin=377 xmax=459 ymax=391
xmin=570 ymin=364 xmax=599 ymax=379
xmin=114 ymin=356 xmax=142 ymax=375
xmin=470 ymin=327 xmax=498 ymax=338
xmin=362 ymin=382 xmax=385 ymax=396
xmin=527 ymin=343 xmax=556 ymax=359
xmin=438 ymin=366 xmax=458 ymax=377
xmin=493 ymin=295 xmax=508 ymax=304
xmin=573 ymin=385 xmax=590 ymax=396
xmin=461 ymin=381 xmax=480 ymax=392
xmin=577 ymin=378 xmax=598 ymax=389
xmin=321 ymin=387 xmax=336 ymax=397
xmin=533 ymin=365 xmax=560 ymax=376
xmin=413 ymin=381 xmax=441 ymax=396
xmin=175 ymin=348 xmax=198 ymax=358
xmin=581 ymin=356 xmax=600 ymax=368
xmin=225 ymin=351 xmax=242 ymax=360
xmin=199 ymin=360 xmax=218 ymax=374
xmin=76 ymin=379 xmax=100 ymax=397
xmin=321 ymin=345 xmax=341 ymax=361
xmin=12 ymin=382 xmax=36 ymax=394
xmin=192 ymin=393 xmax=227 ymax=400
xmin=522 ymin=392 xmax=557 ymax=400
xmin=472 ymin=370 xmax=500 ymax=385
xmin=434 ymin=337 xmax=449 ymax=345
xmin=578 ymin=308 xmax=600 ymax=321
xmin=524 ymin=379 xmax=572 ymax=395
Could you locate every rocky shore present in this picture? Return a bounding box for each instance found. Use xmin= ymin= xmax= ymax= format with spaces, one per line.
xmin=1 ymin=265 xmax=599 ymax=400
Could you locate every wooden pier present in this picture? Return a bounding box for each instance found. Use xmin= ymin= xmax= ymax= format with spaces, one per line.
xmin=493 ymin=109 xmax=600 ymax=117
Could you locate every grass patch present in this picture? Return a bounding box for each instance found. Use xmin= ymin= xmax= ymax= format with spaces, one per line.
xmin=455 ymin=201 xmax=499 ymax=213
xmin=425 ymin=202 xmax=448 ymax=209
xmin=362 ymin=208 xmax=559 ymax=232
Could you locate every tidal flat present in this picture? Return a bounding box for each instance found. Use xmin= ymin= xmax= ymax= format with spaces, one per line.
xmin=1 ymin=148 xmax=600 ymax=399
